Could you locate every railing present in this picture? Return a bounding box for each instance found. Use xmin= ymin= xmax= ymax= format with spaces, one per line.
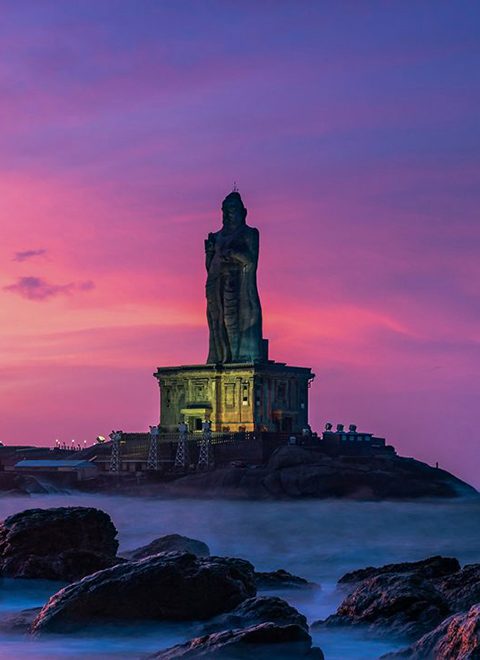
xmin=90 ymin=429 xmax=393 ymax=475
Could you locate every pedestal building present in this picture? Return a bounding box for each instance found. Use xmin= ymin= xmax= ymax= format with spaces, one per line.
xmin=154 ymin=191 xmax=314 ymax=433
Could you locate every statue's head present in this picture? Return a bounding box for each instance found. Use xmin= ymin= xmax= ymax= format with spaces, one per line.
xmin=222 ymin=191 xmax=247 ymax=230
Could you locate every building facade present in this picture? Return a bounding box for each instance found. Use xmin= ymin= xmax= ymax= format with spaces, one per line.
xmin=154 ymin=361 xmax=314 ymax=433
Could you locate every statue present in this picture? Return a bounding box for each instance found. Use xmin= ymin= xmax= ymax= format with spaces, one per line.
xmin=205 ymin=191 xmax=266 ymax=364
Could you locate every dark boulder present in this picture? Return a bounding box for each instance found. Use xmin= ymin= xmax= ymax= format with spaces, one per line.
xmin=32 ymin=552 xmax=256 ymax=633
xmin=122 ymin=534 xmax=210 ymax=560
xmin=255 ymin=568 xmax=317 ymax=591
xmin=338 ymin=556 xmax=460 ymax=588
xmin=149 ymin=622 xmax=324 ymax=658
xmin=316 ymin=572 xmax=450 ymax=640
xmin=381 ymin=604 xmax=480 ymax=659
xmin=204 ymin=596 xmax=308 ymax=633
xmin=0 ymin=507 xmax=119 ymax=581
xmin=320 ymin=556 xmax=480 ymax=642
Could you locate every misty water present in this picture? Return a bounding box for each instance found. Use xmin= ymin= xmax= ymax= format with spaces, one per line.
xmin=0 ymin=494 xmax=479 ymax=659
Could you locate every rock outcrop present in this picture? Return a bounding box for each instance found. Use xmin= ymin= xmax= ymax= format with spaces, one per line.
xmin=0 ymin=472 xmax=63 ymax=495
xmin=381 ymin=604 xmax=480 ymax=659
xmin=255 ymin=568 xmax=317 ymax=590
xmin=32 ymin=552 xmax=256 ymax=633
xmin=317 ymin=556 xmax=480 ymax=641
xmin=149 ymin=622 xmax=324 ymax=659
xmin=162 ymin=446 xmax=477 ymax=500
xmin=122 ymin=534 xmax=210 ymax=560
xmin=435 ymin=564 xmax=480 ymax=612
xmin=318 ymin=572 xmax=450 ymax=640
xmin=0 ymin=607 xmax=41 ymax=633
xmin=203 ymin=596 xmax=308 ymax=633
xmin=0 ymin=506 xmax=119 ymax=581
xmin=338 ymin=556 xmax=460 ymax=588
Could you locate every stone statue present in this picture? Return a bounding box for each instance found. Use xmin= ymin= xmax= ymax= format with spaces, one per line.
xmin=205 ymin=191 xmax=266 ymax=364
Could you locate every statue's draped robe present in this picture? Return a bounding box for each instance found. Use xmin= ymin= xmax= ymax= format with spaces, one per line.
xmin=206 ymin=224 xmax=264 ymax=363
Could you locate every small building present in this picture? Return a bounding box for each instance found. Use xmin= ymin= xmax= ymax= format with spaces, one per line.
xmin=320 ymin=423 xmax=395 ymax=455
xmin=14 ymin=459 xmax=98 ymax=481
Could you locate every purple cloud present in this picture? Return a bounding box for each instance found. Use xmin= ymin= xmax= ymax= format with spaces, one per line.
xmin=13 ymin=248 xmax=47 ymax=262
xmin=4 ymin=276 xmax=94 ymax=301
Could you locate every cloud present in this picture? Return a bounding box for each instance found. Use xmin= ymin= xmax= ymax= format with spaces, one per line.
xmin=13 ymin=248 xmax=47 ymax=262
xmin=3 ymin=276 xmax=94 ymax=301
xmin=77 ymin=280 xmax=95 ymax=292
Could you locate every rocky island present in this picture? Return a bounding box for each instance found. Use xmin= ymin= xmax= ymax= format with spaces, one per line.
xmin=1 ymin=191 xmax=476 ymax=505
xmin=157 ymin=445 xmax=476 ymax=500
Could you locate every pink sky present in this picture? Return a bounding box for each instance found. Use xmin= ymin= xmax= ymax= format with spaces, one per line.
xmin=1 ymin=2 xmax=479 ymax=485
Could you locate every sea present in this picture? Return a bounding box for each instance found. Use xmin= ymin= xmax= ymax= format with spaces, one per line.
xmin=0 ymin=494 xmax=479 ymax=659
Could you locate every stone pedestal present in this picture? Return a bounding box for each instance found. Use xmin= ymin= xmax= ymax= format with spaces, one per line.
xmin=154 ymin=361 xmax=315 ymax=434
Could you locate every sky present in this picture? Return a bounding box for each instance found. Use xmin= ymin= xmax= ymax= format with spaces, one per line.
xmin=0 ymin=1 xmax=479 ymax=485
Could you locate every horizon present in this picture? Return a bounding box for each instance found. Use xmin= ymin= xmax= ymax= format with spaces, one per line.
xmin=1 ymin=2 xmax=479 ymax=487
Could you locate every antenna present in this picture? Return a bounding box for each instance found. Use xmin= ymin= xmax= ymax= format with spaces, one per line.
xmin=232 ymin=181 xmax=239 ymax=192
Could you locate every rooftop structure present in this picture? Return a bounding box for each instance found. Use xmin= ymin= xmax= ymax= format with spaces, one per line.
xmin=14 ymin=459 xmax=98 ymax=481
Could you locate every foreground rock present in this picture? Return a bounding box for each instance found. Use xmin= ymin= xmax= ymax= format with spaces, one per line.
xmin=382 ymin=604 xmax=480 ymax=659
xmin=32 ymin=552 xmax=256 ymax=633
xmin=122 ymin=534 xmax=210 ymax=560
xmin=204 ymin=596 xmax=308 ymax=633
xmin=337 ymin=557 xmax=480 ymax=612
xmin=255 ymin=569 xmax=317 ymax=591
xmin=317 ymin=556 xmax=480 ymax=641
xmin=0 ymin=507 xmax=119 ymax=581
xmin=149 ymin=622 xmax=324 ymax=659
xmin=318 ymin=572 xmax=450 ymax=640
xmin=162 ymin=446 xmax=477 ymax=500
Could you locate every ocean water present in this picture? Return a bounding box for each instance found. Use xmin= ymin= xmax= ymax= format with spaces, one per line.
xmin=0 ymin=494 xmax=479 ymax=659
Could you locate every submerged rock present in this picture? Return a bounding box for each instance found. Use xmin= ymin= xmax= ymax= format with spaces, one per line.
xmin=149 ymin=622 xmax=324 ymax=659
xmin=381 ymin=604 xmax=480 ymax=659
xmin=122 ymin=534 xmax=210 ymax=560
xmin=204 ymin=596 xmax=308 ymax=633
xmin=0 ymin=506 xmax=119 ymax=581
xmin=32 ymin=552 xmax=256 ymax=633
xmin=255 ymin=568 xmax=317 ymax=590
